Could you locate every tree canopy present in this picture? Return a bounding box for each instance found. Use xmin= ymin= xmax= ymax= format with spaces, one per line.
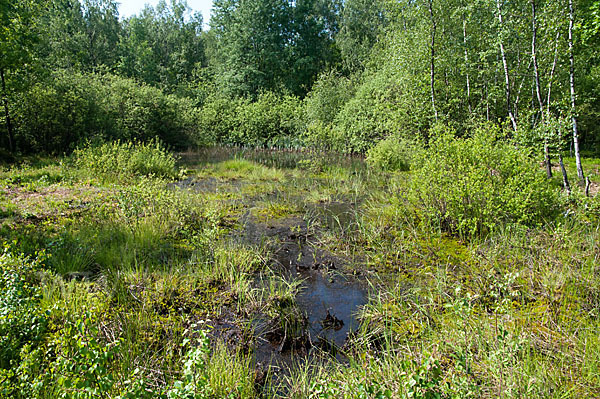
xmin=0 ymin=0 xmax=599 ymax=158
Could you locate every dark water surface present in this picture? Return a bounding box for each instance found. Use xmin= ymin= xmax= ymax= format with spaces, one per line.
xmin=175 ymin=147 xmax=369 ymax=386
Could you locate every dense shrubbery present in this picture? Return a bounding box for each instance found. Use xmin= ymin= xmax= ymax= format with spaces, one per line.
xmin=234 ymin=92 xmax=303 ymax=147
xmin=366 ymin=135 xmax=420 ymax=171
xmin=407 ymin=125 xmax=560 ymax=237
xmin=333 ymin=70 xmax=405 ymax=153
xmin=198 ymin=92 xmax=303 ymax=148
xmin=13 ymin=71 xmax=202 ymax=153
xmin=302 ymin=71 xmax=356 ymax=150
xmin=197 ymin=94 xmax=247 ymax=146
xmin=0 ymin=249 xmax=47 ymax=370
xmin=73 ymin=140 xmax=179 ymax=180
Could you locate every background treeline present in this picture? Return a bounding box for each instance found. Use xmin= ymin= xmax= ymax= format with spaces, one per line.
xmin=1 ymin=0 xmax=600 ymax=156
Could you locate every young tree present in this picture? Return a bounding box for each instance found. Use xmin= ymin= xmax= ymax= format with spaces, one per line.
xmin=210 ymin=0 xmax=291 ymax=97
xmin=119 ymin=0 xmax=204 ymax=91
xmin=568 ymin=0 xmax=584 ymax=181
xmin=37 ymin=0 xmax=120 ymax=71
xmin=287 ymin=0 xmax=341 ymax=95
xmin=531 ymin=0 xmax=552 ymax=178
xmin=495 ymin=0 xmax=518 ymax=132
xmin=426 ymin=0 xmax=438 ymax=121
xmin=0 ymin=0 xmax=44 ymax=152
xmin=337 ymin=0 xmax=387 ymax=73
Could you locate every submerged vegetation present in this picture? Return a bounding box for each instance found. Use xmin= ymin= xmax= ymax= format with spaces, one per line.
xmin=0 ymin=142 xmax=598 ymax=398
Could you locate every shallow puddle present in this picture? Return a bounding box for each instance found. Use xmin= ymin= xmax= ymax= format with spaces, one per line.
xmin=239 ymin=215 xmax=367 ymax=358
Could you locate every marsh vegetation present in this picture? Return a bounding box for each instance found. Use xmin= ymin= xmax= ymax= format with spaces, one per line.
xmin=3 ymin=0 xmax=600 ymax=397
xmin=0 ymin=142 xmax=599 ymax=398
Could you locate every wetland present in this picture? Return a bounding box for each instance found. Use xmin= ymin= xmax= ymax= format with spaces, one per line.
xmin=1 ymin=143 xmax=600 ymax=398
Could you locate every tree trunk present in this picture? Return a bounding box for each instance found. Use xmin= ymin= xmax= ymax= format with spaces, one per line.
xmin=485 ymin=82 xmax=490 ymax=121
xmin=496 ymin=0 xmax=518 ymax=132
xmin=568 ymin=0 xmax=584 ymax=181
xmin=544 ymin=31 xmax=561 ymax=181
xmin=559 ymin=154 xmax=571 ymax=195
xmin=428 ymin=0 xmax=438 ymax=122
xmin=0 ymin=68 xmax=15 ymax=153
xmin=546 ymin=31 xmax=561 ymax=113
xmin=532 ymin=0 xmax=552 ymax=178
xmin=531 ymin=0 xmax=544 ymax=111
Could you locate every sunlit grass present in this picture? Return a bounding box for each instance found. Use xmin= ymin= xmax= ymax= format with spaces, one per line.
xmin=2 ymin=147 xmax=600 ymax=398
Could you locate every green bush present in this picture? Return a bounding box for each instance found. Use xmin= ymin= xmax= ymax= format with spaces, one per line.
xmin=73 ymin=140 xmax=178 ymax=180
xmin=303 ymin=71 xmax=356 ymax=128
xmin=13 ymin=71 xmax=109 ymax=153
xmin=198 ymin=92 xmax=303 ymax=148
xmin=103 ymin=75 xmax=201 ymax=148
xmin=0 ymin=248 xmax=47 ymax=369
xmin=197 ymin=94 xmax=246 ymax=145
xmin=332 ymin=57 xmax=431 ymax=153
xmin=302 ymin=121 xmax=339 ymax=150
xmin=407 ymin=124 xmax=560 ymax=237
xmin=300 ymin=71 xmax=356 ymax=150
xmin=13 ymin=71 xmax=202 ymax=153
xmin=366 ymin=136 xmax=420 ymax=171
xmin=235 ymin=92 xmax=303 ymax=147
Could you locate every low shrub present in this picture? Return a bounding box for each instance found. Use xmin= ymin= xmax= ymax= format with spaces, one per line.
xmin=198 ymin=92 xmax=303 ymax=148
xmin=366 ymin=136 xmax=420 ymax=171
xmin=0 ymin=248 xmax=47 ymax=369
xmin=302 ymin=121 xmax=345 ymax=151
xmin=73 ymin=140 xmax=178 ymax=180
xmin=332 ymin=66 xmax=431 ymax=154
xmin=407 ymin=124 xmax=560 ymax=237
xmin=303 ymin=70 xmax=356 ymax=128
xmin=196 ymin=93 xmax=246 ymax=145
xmin=234 ymin=92 xmax=303 ymax=147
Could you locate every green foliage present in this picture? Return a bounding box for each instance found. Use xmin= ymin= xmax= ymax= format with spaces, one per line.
xmin=304 ymin=71 xmax=355 ymax=128
xmin=102 ymin=74 xmax=201 ymax=148
xmin=73 ymin=140 xmax=178 ymax=180
xmin=3 ymin=309 xmax=153 ymax=399
xmin=332 ymin=64 xmax=430 ymax=153
xmin=302 ymin=122 xmax=338 ymax=150
xmin=366 ymin=136 xmax=420 ymax=171
xmin=198 ymin=92 xmax=303 ymax=148
xmin=209 ymin=0 xmax=339 ymax=98
xmin=514 ymin=113 xmax=571 ymax=159
xmin=310 ymin=380 xmax=392 ymax=399
xmin=407 ymin=125 xmax=560 ymax=237
xmin=0 ymin=0 xmax=44 ymax=70
xmin=337 ymin=0 xmax=387 ymax=72
xmin=302 ymin=71 xmax=355 ymax=149
xmin=45 ymin=316 xmax=119 ymax=399
xmin=166 ymin=329 xmax=212 ymax=399
xmin=0 ymin=248 xmax=47 ymax=369
xmin=234 ymin=92 xmax=303 ymax=147
xmin=309 ymin=354 xmax=448 ymax=399
xmin=36 ymin=0 xmax=120 ymax=72
xmin=196 ymin=93 xmax=246 ymax=145
xmin=117 ymin=0 xmax=204 ymax=91
xmin=14 ymin=71 xmax=202 ymax=153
